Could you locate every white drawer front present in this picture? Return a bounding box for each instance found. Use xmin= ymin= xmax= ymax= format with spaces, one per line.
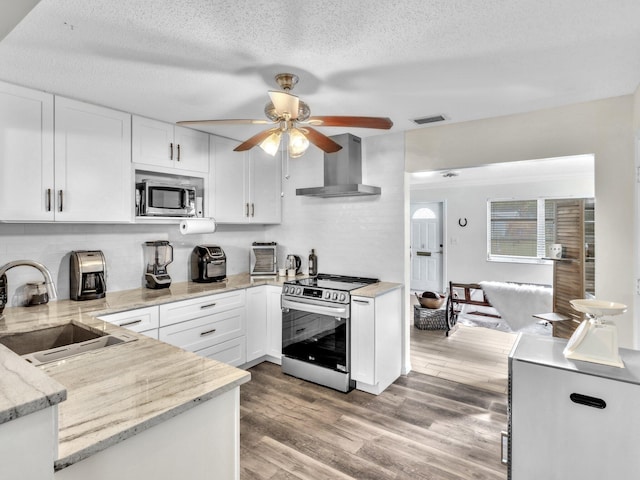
xmin=159 ymin=308 xmax=245 ymax=352
xmin=159 ymin=290 xmax=246 ymax=327
xmin=98 ymin=306 xmax=160 ymax=333
xmin=197 ymin=336 xmax=246 ymax=367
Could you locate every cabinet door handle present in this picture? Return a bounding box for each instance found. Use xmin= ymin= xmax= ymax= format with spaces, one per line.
xmin=170 ymin=142 xmax=174 ymax=160
xmin=200 ymin=303 xmax=217 ymax=309
xmin=119 ymin=319 xmax=143 ymax=327
xmin=200 ymin=328 xmax=217 ymax=337
xmin=46 ymin=188 xmax=52 ymax=212
xmin=570 ymin=393 xmax=606 ymax=409
xmin=251 ymin=203 xmax=255 ymax=217
xmin=176 ymin=144 xmax=181 ymax=161
xmin=353 ymin=299 xmax=370 ymax=305
xmin=245 ymin=203 xmax=250 ymax=217
xmin=58 ymin=190 xmax=63 ymax=212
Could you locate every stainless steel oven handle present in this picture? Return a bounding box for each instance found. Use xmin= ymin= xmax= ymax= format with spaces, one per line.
xmin=282 ymin=297 xmax=348 ymax=318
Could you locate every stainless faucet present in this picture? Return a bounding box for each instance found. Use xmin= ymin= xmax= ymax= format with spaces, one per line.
xmin=0 ymin=260 xmax=58 ymax=315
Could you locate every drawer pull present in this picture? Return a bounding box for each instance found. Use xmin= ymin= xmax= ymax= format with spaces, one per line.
xmin=119 ymin=319 xmax=143 ymax=327
xmin=570 ymin=393 xmax=606 ymax=409
xmin=353 ymin=299 xmax=370 ymax=305
xmin=200 ymin=303 xmax=217 ymax=309
xmin=200 ymin=328 xmax=217 ymax=337
xmin=296 ymin=328 xmax=306 ymax=334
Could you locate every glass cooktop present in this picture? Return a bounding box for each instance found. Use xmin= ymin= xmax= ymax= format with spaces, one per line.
xmin=285 ymin=273 xmax=379 ymax=292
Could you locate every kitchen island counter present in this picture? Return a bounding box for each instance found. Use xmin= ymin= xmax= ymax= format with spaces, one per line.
xmin=0 ymin=274 xmax=259 ymax=473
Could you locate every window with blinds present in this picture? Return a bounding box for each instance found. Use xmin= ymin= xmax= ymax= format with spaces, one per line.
xmin=488 ymin=198 xmax=562 ymax=262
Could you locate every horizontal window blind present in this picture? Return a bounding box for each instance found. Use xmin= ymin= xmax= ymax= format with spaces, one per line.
xmin=490 ymin=200 xmax=538 ymax=257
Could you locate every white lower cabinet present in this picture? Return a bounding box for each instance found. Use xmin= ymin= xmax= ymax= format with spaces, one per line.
xmin=97 ymin=306 xmax=159 ymax=339
xmin=509 ymin=335 xmax=640 ymax=479
xmin=159 ymin=290 xmax=246 ymax=367
xmin=246 ymin=286 xmax=267 ymax=362
xmin=246 ymin=285 xmax=283 ymax=364
xmin=351 ymin=288 xmax=402 ymax=395
xmin=266 ymin=285 xmax=283 ymax=362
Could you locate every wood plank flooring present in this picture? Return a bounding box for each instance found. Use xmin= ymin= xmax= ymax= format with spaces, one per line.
xmin=240 ymin=361 xmax=508 ymax=480
xmin=410 ymin=324 xmax=517 ymax=394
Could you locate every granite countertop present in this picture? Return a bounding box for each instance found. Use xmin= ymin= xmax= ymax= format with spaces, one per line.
xmin=351 ymin=281 xmax=403 ymax=298
xmin=0 ymin=272 xmax=401 ymax=470
xmin=0 ymin=273 xmax=274 ymax=470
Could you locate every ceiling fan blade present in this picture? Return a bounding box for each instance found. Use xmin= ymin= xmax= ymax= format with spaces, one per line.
xmin=234 ymin=128 xmax=281 ymax=152
xmin=268 ymin=91 xmax=300 ymax=120
xmin=302 ymin=127 xmax=343 ymax=153
xmin=176 ymin=119 xmax=272 ymax=126
xmin=307 ymin=116 xmax=393 ymax=129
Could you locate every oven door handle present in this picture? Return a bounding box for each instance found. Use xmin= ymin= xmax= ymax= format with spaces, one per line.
xmin=281 ymin=297 xmax=348 ymax=318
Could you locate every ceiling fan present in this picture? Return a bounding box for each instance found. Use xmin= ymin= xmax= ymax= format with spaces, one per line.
xmin=177 ymin=73 xmax=393 ymax=158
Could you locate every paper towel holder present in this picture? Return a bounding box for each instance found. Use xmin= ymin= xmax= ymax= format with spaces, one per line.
xmin=179 ymin=217 xmax=217 ymax=235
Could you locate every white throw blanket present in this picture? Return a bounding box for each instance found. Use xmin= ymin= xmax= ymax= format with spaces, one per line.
xmin=479 ymin=281 xmax=553 ymax=331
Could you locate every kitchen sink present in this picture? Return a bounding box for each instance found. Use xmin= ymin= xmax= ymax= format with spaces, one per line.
xmin=0 ymin=322 xmax=136 ymax=366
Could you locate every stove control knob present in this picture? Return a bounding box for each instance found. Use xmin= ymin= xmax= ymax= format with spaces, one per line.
xmin=283 ymin=286 xmax=289 ymax=294
xmin=339 ymin=293 xmax=346 ymax=302
xmin=324 ymin=291 xmax=330 ymax=299
xmin=296 ymin=287 xmax=302 ymax=295
xmin=332 ymin=292 xmax=338 ymax=300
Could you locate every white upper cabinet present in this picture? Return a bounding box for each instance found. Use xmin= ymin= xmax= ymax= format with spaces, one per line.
xmin=210 ymin=136 xmax=281 ymax=224
xmin=0 ymin=81 xmax=54 ymax=221
xmin=132 ymin=116 xmax=209 ymax=174
xmin=54 ymin=97 xmax=132 ymax=222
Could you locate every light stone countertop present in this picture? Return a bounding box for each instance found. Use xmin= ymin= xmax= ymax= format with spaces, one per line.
xmin=0 ymin=272 xmax=401 ymax=470
xmin=351 ymin=281 xmax=403 ymax=298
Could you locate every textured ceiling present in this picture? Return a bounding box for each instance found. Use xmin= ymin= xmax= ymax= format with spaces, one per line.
xmin=1 ymin=0 xmax=640 ymax=143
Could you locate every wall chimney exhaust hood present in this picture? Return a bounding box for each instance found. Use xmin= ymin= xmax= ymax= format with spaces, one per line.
xmin=296 ymin=133 xmax=381 ymax=198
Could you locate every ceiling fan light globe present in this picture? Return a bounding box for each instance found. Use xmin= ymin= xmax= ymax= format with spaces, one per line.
xmin=288 ymin=128 xmax=309 ymax=158
xmin=259 ymin=131 xmax=282 ymax=156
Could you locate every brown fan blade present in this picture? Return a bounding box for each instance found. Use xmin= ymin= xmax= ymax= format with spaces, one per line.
xmin=234 ymin=128 xmax=281 ymax=152
xmin=306 ymin=116 xmax=393 ymax=129
xmin=301 ymin=127 xmax=343 ymax=153
xmin=176 ymin=119 xmax=272 ymax=126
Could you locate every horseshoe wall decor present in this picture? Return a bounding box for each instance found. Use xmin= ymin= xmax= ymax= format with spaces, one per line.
xmin=458 ymin=218 xmax=468 ymax=227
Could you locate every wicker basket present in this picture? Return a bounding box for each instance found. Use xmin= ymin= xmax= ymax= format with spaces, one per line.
xmin=413 ymin=305 xmax=447 ymax=330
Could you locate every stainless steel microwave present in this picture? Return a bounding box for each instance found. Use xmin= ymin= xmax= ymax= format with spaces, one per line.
xmin=136 ymin=180 xmax=196 ymax=217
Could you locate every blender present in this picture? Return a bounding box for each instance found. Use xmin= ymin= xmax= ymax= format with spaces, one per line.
xmin=144 ymin=241 xmax=173 ymax=289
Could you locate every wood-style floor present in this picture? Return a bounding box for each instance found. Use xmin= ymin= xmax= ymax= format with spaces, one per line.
xmin=240 ymin=358 xmax=508 ymax=479
xmin=411 ymin=324 xmax=517 ymax=394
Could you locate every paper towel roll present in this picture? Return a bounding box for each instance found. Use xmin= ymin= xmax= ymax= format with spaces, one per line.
xmin=179 ymin=218 xmax=216 ymax=235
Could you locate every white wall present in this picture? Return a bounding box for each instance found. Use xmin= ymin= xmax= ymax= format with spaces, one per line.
xmin=267 ymin=133 xmax=406 ymax=283
xmin=411 ymin=170 xmax=594 ymax=286
xmin=0 ymin=223 xmax=266 ymax=306
xmin=406 ymin=95 xmax=636 ymax=347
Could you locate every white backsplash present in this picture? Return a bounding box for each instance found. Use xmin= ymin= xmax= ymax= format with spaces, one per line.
xmin=0 ymin=133 xmax=406 ymax=307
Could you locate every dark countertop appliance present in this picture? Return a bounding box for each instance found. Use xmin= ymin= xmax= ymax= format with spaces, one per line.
xmin=191 ymin=245 xmax=226 ymax=283
xmin=70 ymin=250 xmax=107 ymax=301
xmin=281 ymin=273 xmax=379 ymax=392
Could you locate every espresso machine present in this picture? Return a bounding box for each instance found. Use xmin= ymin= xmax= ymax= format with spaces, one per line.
xmin=70 ymin=250 xmax=107 ymax=301
xmin=144 ymin=241 xmax=173 ymax=289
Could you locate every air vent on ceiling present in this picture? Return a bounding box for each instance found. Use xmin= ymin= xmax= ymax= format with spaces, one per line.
xmin=413 ymin=114 xmax=446 ymax=125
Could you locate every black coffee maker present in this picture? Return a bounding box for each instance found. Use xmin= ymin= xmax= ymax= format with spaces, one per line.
xmin=70 ymin=251 xmax=107 ymax=301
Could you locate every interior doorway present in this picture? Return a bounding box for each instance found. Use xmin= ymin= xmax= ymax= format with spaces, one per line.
xmin=410 ymin=202 xmax=444 ymax=293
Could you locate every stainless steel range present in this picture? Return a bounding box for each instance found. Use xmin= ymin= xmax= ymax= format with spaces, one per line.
xmin=281 ymin=273 xmax=378 ymax=392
